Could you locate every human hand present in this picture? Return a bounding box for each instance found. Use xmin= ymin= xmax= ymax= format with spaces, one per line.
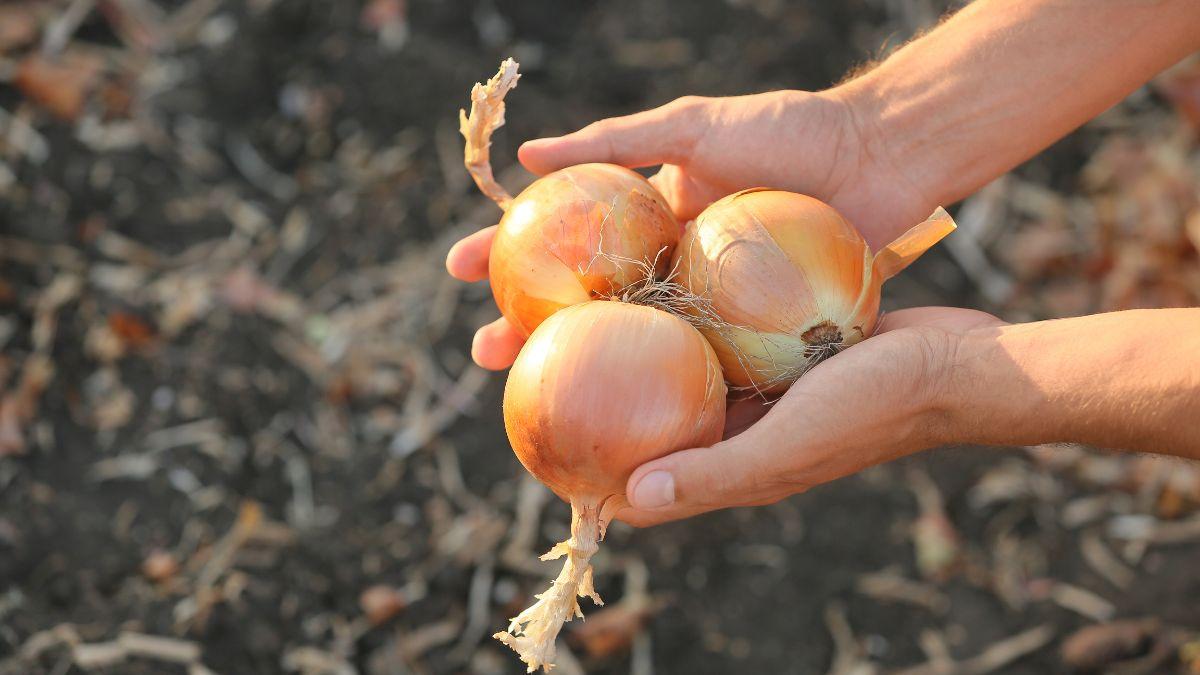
xmin=447 ymin=89 xmax=936 ymax=370
xmin=615 ymin=306 xmax=1006 ymax=527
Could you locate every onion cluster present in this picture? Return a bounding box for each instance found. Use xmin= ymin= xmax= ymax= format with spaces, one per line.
xmin=460 ymin=59 xmax=955 ymax=672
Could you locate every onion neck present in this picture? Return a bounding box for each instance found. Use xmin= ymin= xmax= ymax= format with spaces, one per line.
xmin=494 ymin=497 xmax=605 ymax=672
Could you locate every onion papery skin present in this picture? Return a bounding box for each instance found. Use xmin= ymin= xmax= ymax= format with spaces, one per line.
xmin=489 ymin=163 xmax=679 ymax=337
xmin=673 ymin=189 xmax=881 ymax=393
xmin=503 ymin=300 xmax=726 ymax=503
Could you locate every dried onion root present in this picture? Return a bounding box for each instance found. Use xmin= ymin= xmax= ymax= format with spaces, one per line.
xmin=493 ymin=499 xmax=603 ymax=670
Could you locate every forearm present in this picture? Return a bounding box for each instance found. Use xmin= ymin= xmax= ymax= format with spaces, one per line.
xmin=944 ymin=309 xmax=1200 ymax=455
xmin=839 ymin=0 xmax=1200 ymax=223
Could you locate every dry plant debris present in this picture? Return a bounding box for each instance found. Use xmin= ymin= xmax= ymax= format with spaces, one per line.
xmin=1 ymin=2 xmax=1199 ymax=674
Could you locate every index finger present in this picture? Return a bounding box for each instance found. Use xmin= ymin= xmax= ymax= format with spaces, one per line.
xmin=446 ymin=225 xmax=497 ymax=282
xmin=517 ymin=97 xmax=704 ymax=175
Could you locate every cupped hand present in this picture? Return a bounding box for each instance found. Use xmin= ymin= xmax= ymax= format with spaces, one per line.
xmin=615 ymin=307 xmax=1006 ymax=528
xmin=447 ymin=89 xmax=937 ymax=371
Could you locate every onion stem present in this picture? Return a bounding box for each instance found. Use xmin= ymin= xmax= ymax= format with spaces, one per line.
xmin=494 ymin=498 xmax=604 ymax=672
xmin=460 ymin=58 xmax=520 ymax=211
xmin=873 ymin=206 xmax=957 ymax=280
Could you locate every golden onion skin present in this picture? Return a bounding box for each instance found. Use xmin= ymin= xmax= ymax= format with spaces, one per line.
xmin=489 ymin=163 xmax=679 ymax=337
xmin=673 ymin=189 xmax=881 ymax=393
xmin=503 ymin=301 xmax=726 ymax=502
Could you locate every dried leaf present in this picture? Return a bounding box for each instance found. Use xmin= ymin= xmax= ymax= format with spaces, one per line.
xmin=108 ymin=312 xmax=157 ymax=349
xmin=14 ymin=51 xmax=106 ymax=121
xmin=1060 ymin=619 xmax=1161 ymax=671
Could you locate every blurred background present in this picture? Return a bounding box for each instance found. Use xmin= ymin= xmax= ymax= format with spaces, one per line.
xmin=1 ymin=1 xmax=1199 ymax=673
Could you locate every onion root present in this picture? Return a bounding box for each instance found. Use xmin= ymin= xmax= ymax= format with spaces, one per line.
xmin=494 ymin=498 xmax=604 ymax=672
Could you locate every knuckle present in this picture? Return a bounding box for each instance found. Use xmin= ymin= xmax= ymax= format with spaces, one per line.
xmin=669 ymin=95 xmax=706 ymax=113
xmin=582 ymin=117 xmax=615 ymax=138
xmin=663 ymin=97 xmax=711 ymax=160
xmin=580 ymin=118 xmax=622 ymax=161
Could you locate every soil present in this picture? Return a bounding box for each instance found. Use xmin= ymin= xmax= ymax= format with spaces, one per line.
xmin=1 ymin=1 xmax=1198 ymax=674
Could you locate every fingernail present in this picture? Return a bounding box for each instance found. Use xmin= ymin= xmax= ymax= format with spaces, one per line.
xmin=630 ymin=471 xmax=674 ymax=509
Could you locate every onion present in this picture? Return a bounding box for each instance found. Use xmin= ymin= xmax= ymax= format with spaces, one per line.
xmin=461 ymin=59 xmax=679 ymax=336
xmin=673 ymin=188 xmax=956 ymax=393
xmin=496 ymin=300 xmax=726 ymax=671
xmin=489 ymin=163 xmax=679 ymax=336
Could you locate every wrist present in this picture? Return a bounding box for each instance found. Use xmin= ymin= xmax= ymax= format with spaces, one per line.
xmin=910 ymin=326 xmax=972 ymax=449
xmin=945 ymin=311 xmax=1200 ymax=455
xmin=934 ymin=321 xmax=1049 ymax=449
xmin=875 ymin=323 xmax=986 ymax=453
xmin=919 ymin=318 xmax=1020 ymax=448
xmin=929 ymin=325 xmax=983 ymax=447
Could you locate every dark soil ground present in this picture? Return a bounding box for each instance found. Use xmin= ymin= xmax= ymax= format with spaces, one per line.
xmin=2 ymin=1 xmax=1199 ymax=674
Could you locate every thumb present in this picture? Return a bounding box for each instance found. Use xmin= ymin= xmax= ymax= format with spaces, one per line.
xmin=517 ymin=97 xmax=704 ymax=175
xmin=624 ymin=425 xmax=779 ymax=518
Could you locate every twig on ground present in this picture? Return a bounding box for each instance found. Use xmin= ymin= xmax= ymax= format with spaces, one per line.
xmin=1080 ymin=530 xmax=1135 ymax=590
xmin=824 ymin=601 xmax=876 ymax=675
xmin=856 ymin=568 xmax=950 ymax=614
xmin=891 ymin=625 xmax=1054 ymax=675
